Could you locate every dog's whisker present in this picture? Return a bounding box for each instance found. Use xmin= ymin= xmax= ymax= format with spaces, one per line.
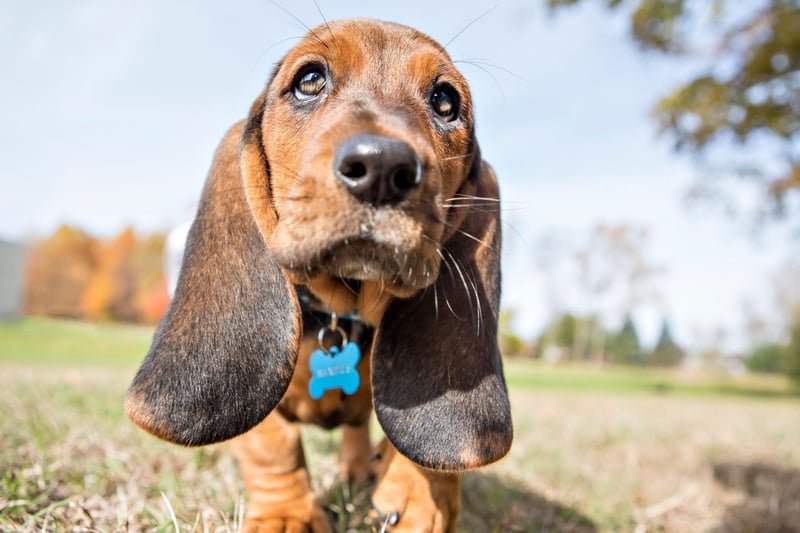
xmin=450 ymin=59 xmax=504 ymax=97
xmin=440 ymin=152 xmax=475 ymax=162
xmin=443 ymin=4 xmax=499 ymax=49
xmin=450 ymin=193 xmax=500 ymax=201
xmin=445 ymin=248 xmax=472 ymax=323
xmin=453 ymin=58 xmax=530 ymax=84
xmin=430 ymin=215 xmax=499 ymax=253
xmin=312 ymin=0 xmax=339 ymax=48
xmin=269 ymin=1 xmax=331 ymax=51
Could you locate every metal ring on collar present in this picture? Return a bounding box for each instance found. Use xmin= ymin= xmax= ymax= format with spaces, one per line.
xmin=317 ymin=312 xmax=348 ymax=352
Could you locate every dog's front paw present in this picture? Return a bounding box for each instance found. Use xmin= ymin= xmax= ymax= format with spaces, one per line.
xmin=370 ymin=439 xmax=460 ymax=533
xmin=241 ymin=493 xmax=332 ymax=533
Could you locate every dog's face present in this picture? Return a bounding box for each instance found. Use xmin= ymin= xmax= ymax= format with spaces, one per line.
xmin=243 ymin=19 xmax=478 ymax=298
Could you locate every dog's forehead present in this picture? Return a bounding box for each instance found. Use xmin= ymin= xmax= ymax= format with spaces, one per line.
xmin=280 ymin=18 xmax=459 ymax=83
xmin=316 ymin=18 xmax=447 ymax=54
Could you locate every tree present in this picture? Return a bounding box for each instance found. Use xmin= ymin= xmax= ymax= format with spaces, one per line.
xmin=133 ymin=233 xmax=169 ymax=324
xmin=499 ymin=309 xmax=525 ymax=356
xmin=770 ymin=260 xmax=800 ymax=384
xmin=535 ymin=313 xmax=577 ymax=360
xmin=25 ymin=226 xmax=169 ymax=324
xmin=25 ymin=225 xmax=96 ymax=318
xmin=650 ymin=320 xmax=685 ymax=367
xmin=82 ymin=228 xmax=170 ymax=323
xmin=553 ymin=312 xmax=578 ymax=348
xmin=549 ymin=0 xmax=800 ymax=223
xmin=536 ymin=312 xmax=608 ymax=361
xmin=83 ymin=228 xmax=139 ymax=322
xmin=745 ymin=342 xmax=788 ymax=373
xmin=607 ymin=315 xmax=644 ymax=365
xmin=786 ymin=318 xmax=800 ymax=384
xmin=573 ymin=224 xmax=662 ymax=360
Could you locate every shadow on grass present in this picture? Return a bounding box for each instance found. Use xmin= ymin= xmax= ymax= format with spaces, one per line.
xmin=648 ymin=381 xmax=800 ymax=399
xmin=322 ymin=471 xmax=596 ymax=532
xmin=712 ymin=461 xmax=800 ymax=533
xmin=460 ymin=471 xmax=597 ymax=533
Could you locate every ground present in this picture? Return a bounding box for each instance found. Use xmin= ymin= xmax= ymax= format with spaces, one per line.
xmin=1 ymin=318 xmax=799 ymax=532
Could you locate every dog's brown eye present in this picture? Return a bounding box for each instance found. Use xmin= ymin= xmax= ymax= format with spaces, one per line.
xmin=293 ymin=68 xmax=326 ymax=100
xmin=430 ymin=84 xmax=459 ymax=122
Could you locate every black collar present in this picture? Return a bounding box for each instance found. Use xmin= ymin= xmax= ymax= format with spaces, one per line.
xmin=296 ymin=285 xmax=371 ymax=347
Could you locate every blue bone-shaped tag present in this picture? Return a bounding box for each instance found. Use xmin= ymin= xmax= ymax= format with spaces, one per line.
xmin=308 ymin=342 xmax=361 ymax=399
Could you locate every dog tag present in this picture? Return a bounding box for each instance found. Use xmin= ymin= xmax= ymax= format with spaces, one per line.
xmin=308 ymin=342 xmax=361 ymax=399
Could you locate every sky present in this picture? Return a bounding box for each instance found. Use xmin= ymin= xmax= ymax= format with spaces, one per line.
xmin=1 ymin=0 xmax=796 ymax=351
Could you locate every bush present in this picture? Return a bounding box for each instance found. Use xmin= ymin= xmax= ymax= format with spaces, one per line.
xmin=745 ymin=343 xmax=787 ymax=375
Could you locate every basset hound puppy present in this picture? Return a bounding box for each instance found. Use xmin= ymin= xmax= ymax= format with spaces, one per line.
xmin=126 ymin=18 xmax=512 ymax=532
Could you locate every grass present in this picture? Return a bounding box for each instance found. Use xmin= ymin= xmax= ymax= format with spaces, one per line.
xmin=503 ymin=358 xmax=799 ymax=399
xmin=1 ymin=317 xmax=799 ymax=532
xmin=0 ymin=317 xmax=152 ymax=366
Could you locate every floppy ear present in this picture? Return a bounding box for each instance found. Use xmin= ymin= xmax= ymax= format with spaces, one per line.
xmin=372 ymin=159 xmax=513 ymax=471
xmin=125 ymin=98 xmax=300 ymax=446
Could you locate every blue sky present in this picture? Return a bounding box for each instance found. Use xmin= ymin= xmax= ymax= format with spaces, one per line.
xmin=1 ymin=0 xmax=794 ymax=350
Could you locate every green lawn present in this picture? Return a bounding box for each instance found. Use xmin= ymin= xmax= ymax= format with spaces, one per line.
xmin=1 ymin=317 xmax=799 ymax=532
xmin=0 ymin=317 xmax=153 ymax=367
xmin=503 ymin=358 xmax=798 ymax=399
xmin=3 ymin=316 xmax=795 ymax=398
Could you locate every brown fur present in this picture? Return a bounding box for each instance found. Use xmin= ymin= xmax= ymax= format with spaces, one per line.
xmin=126 ymin=19 xmax=511 ymax=532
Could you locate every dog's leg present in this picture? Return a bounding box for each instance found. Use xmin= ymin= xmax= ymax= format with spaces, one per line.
xmin=231 ymin=411 xmax=331 ymax=533
xmin=340 ymin=421 xmax=373 ymax=482
xmin=371 ymin=438 xmax=460 ymax=533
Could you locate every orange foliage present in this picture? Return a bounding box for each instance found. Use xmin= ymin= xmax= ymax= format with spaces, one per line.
xmin=25 ymin=225 xmax=97 ymax=318
xmin=137 ymin=279 xmax=170 ymax=324
xmin=24 ymin=226 xmax=170 ymax=324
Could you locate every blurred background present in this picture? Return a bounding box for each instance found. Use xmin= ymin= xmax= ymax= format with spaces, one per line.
xmin=3 ymin=0 xmax=799 ymax=377
xmin=1 ymin=1 xmax=799 ymax=531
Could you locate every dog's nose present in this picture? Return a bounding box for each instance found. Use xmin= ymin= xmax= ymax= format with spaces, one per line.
xmin=334 ymin=134 xmax=422 ymax=205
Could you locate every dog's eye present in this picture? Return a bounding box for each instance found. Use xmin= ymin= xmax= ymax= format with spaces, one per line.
xmin=430 ymin=84 xmax=460 ymax=122
xmin=293 ymin=68 xmax=326 ymax=100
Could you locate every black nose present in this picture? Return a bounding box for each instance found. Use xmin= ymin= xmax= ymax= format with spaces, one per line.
xmin=334 ymin=134 xmax=422 ymax=206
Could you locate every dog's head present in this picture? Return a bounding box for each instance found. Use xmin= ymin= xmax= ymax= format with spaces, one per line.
xmin=246 ymin=19 xmax=480 ymax=301
xmin=126 ymin=19 xmax=512 ymax=471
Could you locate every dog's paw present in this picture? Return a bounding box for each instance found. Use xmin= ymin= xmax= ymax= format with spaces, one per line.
xmin=340 ymin=452 xmax=374 ymax=483
xmin=340 ymin=424 xmax=375 ymax=483
xmin=369 ymin=440 xmax=459 ymax=533
xmin=241 ymin=494 xmax=332 ymax=533
xmin=370 ymin=490 xmax=456 ymax=533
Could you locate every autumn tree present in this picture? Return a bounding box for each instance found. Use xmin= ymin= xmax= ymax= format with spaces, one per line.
xmin=549 ymin=0 xmax=800 ymax=224
xmin=82 ymin=228 xmax=169 ymax=323
xmin=83 ymin=228 xmax=138 ymax=322
xmin=25 ymin=225 xmax=96 ymax=318
xmin=133 ymin=233 xmax=169 ymax=324
xmin=25 ymin=226 xmax=169 ymax=324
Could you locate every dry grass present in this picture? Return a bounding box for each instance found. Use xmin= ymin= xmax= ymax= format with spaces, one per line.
xmin=494 ymin=390 xmax=800 ymax=532
xmin=1 ymin=320 xmax=799 ymax=532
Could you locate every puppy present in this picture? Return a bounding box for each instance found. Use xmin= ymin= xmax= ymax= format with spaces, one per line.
xmin=126 ymin=18 xmax=512 ymax=532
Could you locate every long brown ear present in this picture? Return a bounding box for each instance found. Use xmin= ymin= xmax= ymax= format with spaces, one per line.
xmin=372 ymin=160 xmax=513 ymax=471
xmin=125 ymin=106 xmax=300 ymax=446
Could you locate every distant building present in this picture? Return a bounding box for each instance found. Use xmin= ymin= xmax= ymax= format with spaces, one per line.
xmin=0 ymin=239 xmax=26 ymax=318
